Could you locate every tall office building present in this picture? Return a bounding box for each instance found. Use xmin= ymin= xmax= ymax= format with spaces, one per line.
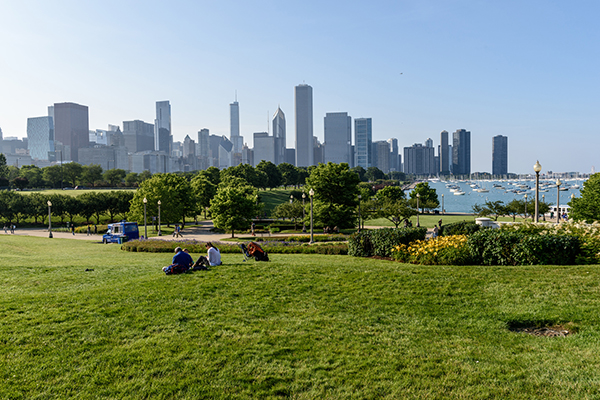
xmin=53 ymin=102 xmax=89 ymax=162
xmin=230 ymin=100 xmax=243 ymax=156
xmin=295 ymin=84 xmax=313 ymax=167
xmin=387 ymin=138 xmax=398 ymax=172
xmin=154 ymin=101 xmax=172 ymax=154
xmin=403 ymin=143 xmax=436 ymax=176
xmin=272 ymin=107 xmax=286 ymax=165
xmin=440 ymin=130 xmax=450 ymax=175
xmin=123 ymin=120 xmax=154 ymax=153
xmin=354 ymin=118 xmax=372 ymax=169
xmin=374 ymin=140 xmax=391 ymax=173
xmin=452 ymin=129 xmax=471 ymax=176
xmin=492 ymin=135 xmax=508 ymax=176
xmin=425 ymin=138 xmax=433 ymax=148
xmin=253 ymin=132 xmax=275 ymax=166
xmin=27 ymin=116 xmax=54 ymax=160
xmin=324 ymin=112 xmax=352 ymax=165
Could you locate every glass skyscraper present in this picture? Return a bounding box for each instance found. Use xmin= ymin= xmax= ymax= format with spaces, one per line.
xmin=324 ymin=112 xmax=352 ymax=165
xmin=354 ymin=118 xmax=372 ymax=169
xmin=27 ymin=116 xmax=54 ymax=160
xmin=492 ymin=135 xmax=508 ymax=176
xmin=154 ymin=100 xmax=172 ymax=154
xmin=294 ymin=84 xmax=313 ymax=167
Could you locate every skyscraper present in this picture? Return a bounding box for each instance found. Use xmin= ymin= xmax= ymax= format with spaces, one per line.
xmin=440 ymin=130 xmax=449 ymax=175
xmin=123 ymin=120 xmax=154 ymax=153
xmin=154 ymin=101 xmax=172 ymax=154
xmin=403 ymin=143 xmax=436 ymax=176
xmin=197 ymin=128 xmax=210 ymax=170
xmin=272 ymin=107 xmax=286 ymax=165
xmin=387 ymin=138 xmax=398 ymax=172
xmin=230 ymin=100 xmax=243 ymax=156
xmin=295 ymin=84 xmax=313 ymax=167
xmin=354 ymin=118 xmax=372 ymax=169
xmin=492 ymin=135 xmax=508 ymax=176
xmin=27 ymin=116 xmax=54 ymax=160
xmin=324 ymin=112 xmax=352 ymax=165
xmin=253 ymin=132 xmax=275 ymax=166
xmin=374 ymin=140 xmax=391 ymax=173
xmin=452 ymin=129 xmax=471 ymax=176
xmin=53 ymin=102 xmax=89 ymax=162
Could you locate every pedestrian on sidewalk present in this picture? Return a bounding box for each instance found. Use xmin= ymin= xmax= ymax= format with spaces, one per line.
xmin=71 ymin=224 xmax=75 ymax=235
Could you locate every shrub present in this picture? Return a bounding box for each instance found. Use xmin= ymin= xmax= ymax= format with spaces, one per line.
xmin=440 ymin=221 xmax=481 ymax=236
xmin=348 ymin=227 xmax=426 ymax=257
xmin=392 ymin=235 xmax=471 ymax=265
xmin=467 ymin=229 xmax=580 ymax=265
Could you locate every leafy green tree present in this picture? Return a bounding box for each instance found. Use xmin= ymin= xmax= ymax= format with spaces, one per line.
xmin=20 ymin=165 xmax=44 ymax=188
xmin=29 ymin=193 xmax=50 ymax=224
xmin=472 ymin=200 xmax=507 ymax=221
xmin=0 ymin=190 xmax=20 ymax=223
xmin=191 ymin=173 xmax=217 ymax=219
xmin=12 ymin=176 xmax=28 ymax=190
xmin=296 ymin=167 xmax=309 ymax=187
xmin=376 ymin=186 xmax=406 ymax=202
xmin=365 ymin=166 xmax=385 ymax=182
xmin=570 ymin=173 xmax=600 ymax=223
xmin=377 ymin=198 xmax=417 ymax=228
xmin=63 ymin=196 xmax=83 ymax=224
xmin=506 ymin=199 xmax=526 ymax=221
xmin=351 ymin=166 xmax=367 ymax=182
xmin=7 ymin=166 xmax=20 ymax=182
xmin=256 ymin=160 xmax=283 ymax=190
xmin=278 ymin=163 xmax=298 ymax=188
xmin=130 ymin=173 xmax=195 ymax=227
xmin=388 ymin=171 xmax=406 ymax=181
xmin=138 ymin=170 xmax=152 ymax=183
xmin=202 ymin=166 xmax=221 ymax=186
xmin=124 ymin=172 xmax=139 ymax=187
xmin=62 ymin=162 xmax=83 ymax=187
xmin=42 ymin=165 xmax=63 ymax=188
xmin=104 ymin=191 xmax=133 ymax=222
xmin=79 ymin=192 xmax=105 ymax=224
xmin=81 ymin=164 xmax=103 ymax=187
xmin=305 ymin=162 xmax=360 ymax=229
xmin=409 ymin=182 xmax=439 ymax=212
xmin=221 ymin=163 xmax=265 ymax=188
xmin=210 ymin=183 xmax=260 ymax=238
xmin=104 ymin=169 xmax=127 ymax=187
xmin=48 ymin=194 xmax=68 ymax=223
xmin=0 ymin=153 xmax=8 ymax=179
xmin=273 ymin=199 xmax=304 ymax=230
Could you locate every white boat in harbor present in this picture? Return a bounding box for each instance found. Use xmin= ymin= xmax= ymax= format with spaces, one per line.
xmin=453 ymin=191 xmax=466 ymax=195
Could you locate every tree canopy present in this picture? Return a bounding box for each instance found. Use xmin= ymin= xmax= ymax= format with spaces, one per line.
xmin=570 ymin=173 xmax=600 ymax=223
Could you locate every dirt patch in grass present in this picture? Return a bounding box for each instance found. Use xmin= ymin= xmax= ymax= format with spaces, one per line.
xmin=508 ymin=320 xmax=577 ymax=337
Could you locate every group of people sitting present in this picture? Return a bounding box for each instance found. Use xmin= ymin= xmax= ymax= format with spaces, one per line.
xmin=162 ymin=242 xmax=221 ymax=275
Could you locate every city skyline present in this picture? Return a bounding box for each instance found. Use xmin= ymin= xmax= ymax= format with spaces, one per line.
xmin=1 ymin=1 xmax=598 ymax=174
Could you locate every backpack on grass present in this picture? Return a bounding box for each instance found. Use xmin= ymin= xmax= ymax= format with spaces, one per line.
xmin=240 ymin=241 xmax=269 ymax=262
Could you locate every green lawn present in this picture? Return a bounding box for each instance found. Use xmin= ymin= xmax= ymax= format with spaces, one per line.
xmin=3 ymin=236 xmax=600 ymax=398
xmin=21 ymin=188 xmax=136 ymax=197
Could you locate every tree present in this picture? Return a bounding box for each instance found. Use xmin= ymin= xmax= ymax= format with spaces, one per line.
xmin=62 ymin=162 xmax=83 ymax=187
xmin=104 ymin=169 xmax=127 ymax=187
xmin=472 ymin=200 xmax=507 ymax=221
xmin=191 ymin=173 xmax=217 ymax=219
xmin=0 ymin=153 xmax=8 ymax=179
xmin=81 ymin=164 xmax=103 ymax=187
xmin=63 ymin=196 xmax=83 ymax=224
xmin=278 ymin=163 xmax=298 ymax=188
xmin=221 ymin=163 xmax=264 ymax=188
xmin=273 ymin=200 xmax=304 ymax=230
xmin=124 ymin=172 xmax=139 ymax=187
xmin=42 ymin=165 xmax=63 ymax=188
xmin=210 ymin=182 xmax=259 ymax=237
xmin=506 ymin=199 xmax=526 ymax=221
xmin=12 ymin=176 xmax=28 ymax=190
xmin=350 ymin=166 xmax=367 ymax=182
xmin=365 ymin=166 xmax=385 ymax=182
xmin=138 ymin=170 xmax=152 ymax=183
xmin=408 ymin=182 xmax=439 ymax=212
xmin=129 ymin=173 xmax=195 ymax=227
xmin=388 ymin=171 xmax=406 ymax=181
xmin=20 ymin=165 xmax=44 ymax=188
xmin=202 ymin=166 xmax=221 ymax=186
xmin=377 ymin=198 xmax=417 ymax=228
xmin=79 ymin=192 xmax=105 ymax=224
xmin=305 ymin=162 xmax=360 ymax=229
xmin=570 ymin=173 xmax=600 ymax=223
xmin=256 ymin=160 xmax=283 ymax=190
xmin=29 ymin=193 xmax=50 ymax=224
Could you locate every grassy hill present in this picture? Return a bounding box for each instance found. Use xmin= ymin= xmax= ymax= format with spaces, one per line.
xmin=2 ymin=235 xmax=600 ymax=398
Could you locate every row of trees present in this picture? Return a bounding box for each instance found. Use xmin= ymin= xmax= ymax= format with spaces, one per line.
xmin=0 ymin=190 xmax=134 ymax=225
xmin=472 ymin=199 xmax=551 ymax=221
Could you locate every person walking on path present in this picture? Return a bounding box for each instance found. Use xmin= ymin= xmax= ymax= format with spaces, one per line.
xmin=11 ymin=224 xmax=15 ymax=234
xmin=71 ymin=224 xmax=75 ymax=235
xmin=87 ymin=225 xmax=91 ymax=236
xmin=3 ymin=225 xmax=7 ymax=234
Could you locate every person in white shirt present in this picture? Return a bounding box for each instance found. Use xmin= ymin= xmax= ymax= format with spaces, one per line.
xmin=192 ymin=242 xmax=222 ymax=270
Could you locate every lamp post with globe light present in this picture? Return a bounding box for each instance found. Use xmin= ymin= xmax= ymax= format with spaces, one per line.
xmin=143 ymin=197 xmax=147 ymax=239
xmin=357 ymin=194 xmax=362 ymax=233
xmin=534 ymin=161 xmax=542 ymax=222
xmin=524 ymin=194 xmax=528 ymax=220
xmin=48 ymin=201 xmax=53 ymax=238
xmin=556 ymin=179 xmax=562 ymax=223
xmin=309 ymin=189 xmax=314 ymax=244
xmin=542 ymin=194 xmax=546 ymax=221
xmin=441 ymin=194 xmax=444 ymax=215
xmin=158 ymin=200 xmax=161 ymax=236
xmin=302 ymin=193 xmax=306 ymax=232
xmin=416 ymin=193 xmax=420 ymax=227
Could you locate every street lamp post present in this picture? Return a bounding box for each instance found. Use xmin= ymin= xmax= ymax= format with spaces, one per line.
xmin=143 ymin=197 xmax=148 ymax=239
xmin=542 ymin=194 xmax=546 ymax=221
xmin=524 ymin=194 xmax=528 ymax=220
xmin=48 ymin=201 xmax=53 ymax=238
xmin=309 ymin=189 xmax=314 ymax=244
xmin=570 ymin=193 xmax=574 ymax=221
xmin=556 ymin=179 xmax=562 ymax=223
xmin=441 ymin=194 xmax=444 ymax=215
xmin=358 ymin=194 xmax=362 ymax=233
xmin=534 ymin=161 xmax=542 ymax=222
xmin=157 ymin=200 xmax=161 ymax=236
xmin=302 ymin=193 xmax=306 ymax=232
xmin=416 ymin=193 xmax=420 ymax=227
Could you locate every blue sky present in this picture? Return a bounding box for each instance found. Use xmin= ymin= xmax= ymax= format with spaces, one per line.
xmin=1 ymin=0 xmax=598 ymax=174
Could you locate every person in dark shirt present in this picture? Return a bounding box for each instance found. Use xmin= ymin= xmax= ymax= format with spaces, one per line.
xmin=163 ymin=247 xmax=194 ymax=274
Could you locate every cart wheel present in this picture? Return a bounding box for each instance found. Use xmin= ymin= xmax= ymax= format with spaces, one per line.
xmin=103 ymin=238 xmax=107 ymax=244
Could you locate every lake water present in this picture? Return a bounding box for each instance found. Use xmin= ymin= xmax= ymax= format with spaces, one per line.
xmin=421 ymin=179 xmax=584 ymax=214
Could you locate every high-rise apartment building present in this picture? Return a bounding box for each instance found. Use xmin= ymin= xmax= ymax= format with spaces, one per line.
xmin=154 ymin=101 xmax=172 ymax=154
xmin=387 ymin=138 xmax=398 ymax=172
xmin=374 ymin=140 xmax=391 ymax=173
xmin=440 ymin=130 xmax=450 ymax=175
xmin=354 ymin=118 xmax=372 ymax=169
xmin=53 ymin=102 xmax=89 ymax=162
xmin=197 ymin=128 xmax=210 ymax=170
xmin=425 ymin=138 xmax=433 ymax=148
xmin=295 ymin=84 xmax=313 ymax=167
xmin=272 ymin=107 xmax=286 ymax=165
xmin=452 ymin=129 xmax=471 ymax=176
xmin=492 ymin=135 xmax=508 ymax=176
xmin=253 ymin=132 xmax=275 ymax=166
xmin=324 ymin=112 xmax=352 ymax=165
xmin=404 ymin=143 xmax=436 ymax=176
xmin=27 ymin=116 xmax=54 ymax=161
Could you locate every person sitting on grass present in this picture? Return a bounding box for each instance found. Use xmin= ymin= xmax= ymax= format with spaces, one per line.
xmin=162 ymin=247 xmax=194 ymax=275
xmin=192 ymin=242 xmax=222 ymax=270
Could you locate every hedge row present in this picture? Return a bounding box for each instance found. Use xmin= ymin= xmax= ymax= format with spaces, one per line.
xmin=121 ymin=239 xmax=348 ymax=255
xmin=440 ymin=221 xmax=481 ymax=236
xmin=348 ymin=227 xmax=427 ymax=257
